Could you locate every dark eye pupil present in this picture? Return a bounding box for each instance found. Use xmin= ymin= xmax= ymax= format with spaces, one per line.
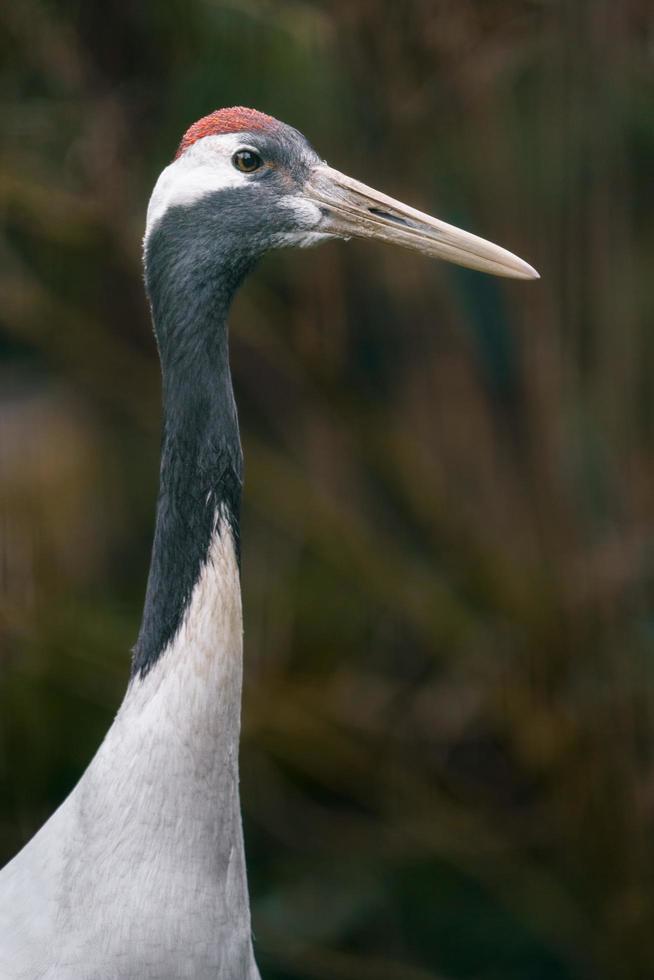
xmin=233 ymin=150 xmax=262 ymax=173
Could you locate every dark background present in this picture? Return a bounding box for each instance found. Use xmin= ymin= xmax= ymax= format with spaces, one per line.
xmin=1 ymin=2 xmax=653 ymax=978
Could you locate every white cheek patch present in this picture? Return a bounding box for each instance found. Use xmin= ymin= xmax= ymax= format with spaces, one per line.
xmin=277 ymin=196 xmax=324 ymax=226
xmin=273 ymin=230 xmax=336 ymax=249
xmin=275 ymin=196 xmax=335 ymax=248
xmin=145 ymin=134 xmax=258 ymax=238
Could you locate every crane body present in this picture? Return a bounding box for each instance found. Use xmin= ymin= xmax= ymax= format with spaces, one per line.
xmin=0 ymin=107 xmax=537 ymax=979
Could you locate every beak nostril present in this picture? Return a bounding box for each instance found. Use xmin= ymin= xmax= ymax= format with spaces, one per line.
xmin=368 ymin=207 xmax=409 ymax=227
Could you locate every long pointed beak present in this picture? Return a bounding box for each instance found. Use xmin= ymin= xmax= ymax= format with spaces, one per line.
xmin=303 ymin=164 xmax=539 ymax=280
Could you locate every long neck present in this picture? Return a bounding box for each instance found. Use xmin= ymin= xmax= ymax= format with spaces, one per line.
xmin=59 ymin=218 xmax=261 ymax=972
xmin=134 ymin=212 xmax=252 ymax=676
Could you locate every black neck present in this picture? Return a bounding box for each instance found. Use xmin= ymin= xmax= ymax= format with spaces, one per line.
xmin=133 ymin=202 xmax=254 ymax=677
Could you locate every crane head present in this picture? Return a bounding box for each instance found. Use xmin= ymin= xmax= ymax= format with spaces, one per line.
xmin=146 ymin=107 xmax=539 ymax=280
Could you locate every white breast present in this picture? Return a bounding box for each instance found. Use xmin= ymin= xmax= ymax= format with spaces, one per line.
xmin=0 ymin=516 xmax=261 ymax=980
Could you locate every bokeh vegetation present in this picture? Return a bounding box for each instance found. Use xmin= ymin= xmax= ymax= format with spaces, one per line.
xmin=1 ymin=1 xmax=654 ymax=977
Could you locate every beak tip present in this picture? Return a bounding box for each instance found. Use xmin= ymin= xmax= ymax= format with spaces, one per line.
xmin=515 ymin=259 xmax=540 ymax=281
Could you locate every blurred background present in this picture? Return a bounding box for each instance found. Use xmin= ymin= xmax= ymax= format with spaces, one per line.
xmin=1 ymin=1 xmax=653 ymax=977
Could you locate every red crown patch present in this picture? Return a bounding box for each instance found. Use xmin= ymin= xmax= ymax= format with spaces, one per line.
xmin=175 ymin=107 xmax=281 ymax=159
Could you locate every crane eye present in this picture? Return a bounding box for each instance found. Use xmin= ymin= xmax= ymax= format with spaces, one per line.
xmin=232 ymin=149 xmax=263 ymax=173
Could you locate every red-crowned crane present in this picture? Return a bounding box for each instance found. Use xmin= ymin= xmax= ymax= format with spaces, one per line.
xmin=0 ymin=108 xmax=538 ymax=979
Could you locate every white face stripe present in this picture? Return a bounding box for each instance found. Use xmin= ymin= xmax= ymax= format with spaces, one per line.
xmin=145 ymin=133 xmax=262 ymax=239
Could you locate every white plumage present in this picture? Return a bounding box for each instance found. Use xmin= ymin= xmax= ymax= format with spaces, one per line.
xmin=0 ymin=519 xmax=259 ymax=979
